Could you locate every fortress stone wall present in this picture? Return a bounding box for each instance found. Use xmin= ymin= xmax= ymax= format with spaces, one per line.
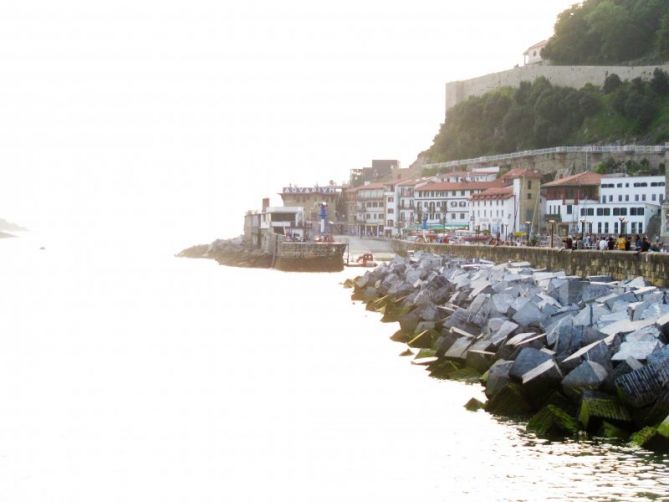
xmin=446 ymin=64 xmax=669 ymax=117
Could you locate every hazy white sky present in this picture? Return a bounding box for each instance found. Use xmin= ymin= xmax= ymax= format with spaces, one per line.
xmin=0 ymin=0 xmax=577 ymax=239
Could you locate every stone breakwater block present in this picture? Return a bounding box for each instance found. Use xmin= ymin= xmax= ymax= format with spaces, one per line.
xmin=597 ymin=421 xmax=630 ymax=440
xmin=573 ymin=304 xmax=609 ymax=328
xmin=444 ymin=337 xmax=474 ymax=361
xmin=581 ymin=283 xmax=615 ymax=303
xmin=427 ymin=360 xmax=461 ymax=380
xmin=600 ymin=319 xmax=656 ymax=337
xmin=484 ymin=383 xmax=533 ymax=416
xmin=602 ymin=292 xmax=638 ymax=310
xmin=464 ymin=398 xmax=486 ymax=412
xmin=408 ymin=329 xmax=438 ymax=349
xmin=490 ymin=320 xmax=519 ymax=348
xmin=466 ymin=349 xmax=496 ymax=373
xmin=491 ymin=293 xmax=515 ymax=315
xmin=578 ymin=391 xmax=632 ymax=429
xmin=612 ymin=340 xmax=662 ymax=362
xmin=390 ymin=329 xmax=411 ymax=343
xmin=485 ymin=360 xmax=514 ymax=398
xmin=559 ymin=338 xmax=612 ymax=373
xmin=521 ymin=359 xmax=563 ymax=405
xmin=624 ymin=276 xmax=647 ymax=290
xmin=527 ymin=405 xmax=580 ymax=438
xmin=630 ymin=416 xmax=669 ymax=452
xmin=398 ymin=312 xmax=420 ymax=334
xmin=636 ymin=388 xmax=669 ymax=427
xmin=509 ymin=348 xmax=552 ymax=382
xmin=657 ymin=313 xmax=669 ymax=336
xmin=615 ymin=358 xmax=669 ymax=408
xmin=511 ymin=302 xmax=544 ymax=328
xmin=561 ymin=361 xmax=608 ymax=399
xmin=648 ymin=345 xmax=669 ymax=366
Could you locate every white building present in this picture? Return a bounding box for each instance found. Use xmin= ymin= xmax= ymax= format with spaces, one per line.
xmin=542 ymin=172 xmax=665 ymax=238
xmin=384 ymin=189 xmax=397 ymax=237
xmin=352 ymin=182 xmax=387 ymax=236
xmin=262 ymin=206 xmax=306 ymax=238
xmin=523 ymin=40 xmax=548 ymax=65
xmin=599 ymin=175 xmax=665 ymax=205
xmin=395 ymin=178 xmax=418 ymax=233
xmin=414 ymin=181 xmax=497 ymax=231
xmin=470 ymin=186 xmax=516 ymax=238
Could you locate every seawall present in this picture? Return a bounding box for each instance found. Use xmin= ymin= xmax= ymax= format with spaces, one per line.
xmin=446 ymin=63 xmax=669 ymax=116
xmin=391 ymin=241 xmax=669 ymax=287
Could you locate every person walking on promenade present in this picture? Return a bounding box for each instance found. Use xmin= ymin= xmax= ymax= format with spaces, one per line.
xmin=641 ymin=236 xmax=651 ymax=252
xmin=625 ymin=235 xmax=631 ymax=251
xmin=616 ymin=234 xmax=627 ymax=250
xmin=608 ymin=235 xmax=615 ymax=250
xmin=564 ymin=235 xmax=573 ymax=250
xmin=598 ymin=236 xmax=608 ymax=250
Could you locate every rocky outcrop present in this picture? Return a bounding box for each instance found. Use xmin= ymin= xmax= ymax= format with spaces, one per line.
xmin=346 ymin=251 xmax=669 ymax=451
xmin=177 ymin=237 xmax=272 ymax=268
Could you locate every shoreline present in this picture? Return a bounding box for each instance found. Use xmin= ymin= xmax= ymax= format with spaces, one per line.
xmin=346 ymin=250 xmax=669 ymax=451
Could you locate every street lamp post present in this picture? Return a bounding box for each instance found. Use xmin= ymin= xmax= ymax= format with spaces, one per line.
xmin=525 ymin=220 xmax=531 ymax=245
xmin=579 ymin=217 xmax=586 ymax=240
xmin=549 ymin=219 xmax=556 ymax=248
xmin=618 ymin=216 xmax=626 ymax=235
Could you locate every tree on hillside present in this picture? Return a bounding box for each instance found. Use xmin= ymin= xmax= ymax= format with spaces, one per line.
xmin=543 ymin=0 xmax=669 ymax=64
xmin=657 ymin=14 xmax=669 ymax=60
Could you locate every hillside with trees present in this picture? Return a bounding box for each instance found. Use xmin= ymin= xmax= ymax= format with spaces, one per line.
xmin=425 ymin=69 xmax=669 ymax=164
xmin=542 ymin=0 xmax=669 ymax=65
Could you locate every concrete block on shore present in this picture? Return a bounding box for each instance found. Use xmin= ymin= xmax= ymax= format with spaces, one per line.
xmin=562 ymin=360 xmax=608 ymax=398
xmin=615 ymin=358 xmax=669 ymax=408
xmin=511 ymin=301 xmax=545 ymax=328
xmin=578 ymin=390 xmax=632 ymax=430
xmin=509 ymin=347 xmax=553 ymax=382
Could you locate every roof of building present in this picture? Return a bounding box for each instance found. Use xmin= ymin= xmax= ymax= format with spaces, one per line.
xmin=470 ymin=187 xmax=514 ymax=200
xmin=345 ymin=182 xmax=388 ymax=192
xmin=395 ymin=178 xmax=420 ymax=186
xmin=524 ymin=40 xmax=547 ymax=54
xmin=542 ymin=171 xmax=602 ymax=188
xmin=501 ymin=168 xmax=542 ymax=180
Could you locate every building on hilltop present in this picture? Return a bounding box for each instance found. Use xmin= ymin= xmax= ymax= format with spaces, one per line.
xmin=523 ymin=40 xmax=548 ymax=65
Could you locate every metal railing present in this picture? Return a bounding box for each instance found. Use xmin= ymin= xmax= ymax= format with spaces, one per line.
xmin=423 ymin=144 xmax=668 ymax=170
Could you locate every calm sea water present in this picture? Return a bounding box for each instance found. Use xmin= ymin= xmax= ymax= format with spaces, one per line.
xmin=1 ymin=231 xmax=669 ymax=501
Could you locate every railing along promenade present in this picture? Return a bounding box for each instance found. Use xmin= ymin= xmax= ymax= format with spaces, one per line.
xmin=423 ymin=144 xmax=668 ymax=170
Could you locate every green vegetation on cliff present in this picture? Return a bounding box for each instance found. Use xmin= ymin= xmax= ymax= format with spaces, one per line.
xmin=426 ymin=70 xmax=669 ymax=163
xmin=542 ymin=0 xmax=669 ymax=65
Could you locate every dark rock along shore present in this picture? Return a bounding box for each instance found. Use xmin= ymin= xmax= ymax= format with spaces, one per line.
xmin=346 ymin=251 xmax=669 ymax=451
xmin=177 ymin=238 xmax=272 ymax=268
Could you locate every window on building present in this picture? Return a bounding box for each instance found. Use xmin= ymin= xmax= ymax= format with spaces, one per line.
xmin=633 ymin=182 xmax=648 ymax=187
xmin=460 ymin=213 xmax=465 ymax=219
xmin=631 ymin=222 xmax=637 ymax=233
xmin=618 ymin=195 xmax=622 ymax=202
xmin=527 ymin=193 xmax=532 ymax=199
xmin=450 ymin=213 xmax=456 ymax=219
xmin=609 ymin=195 xmax=613 ymax=202
xmin=653 ymin=194 xmax=657 ymax=201
xmin=642 ymin=194 xmax=646 ymax=201
xmin=639 ymin=222 xmax=643 ymax=233
xmin=587 ymin=208 xmax=594 ymax=216
xmin=387 ymin=208 xmax=394 ymax=214
xmin=528 ymin=180 xmax=532 ymax=189
xmin=635 ymin=194 xmax=639 ymax=201
xmin=617 ymin=183 xmax=622 ymax=188
xmin=625 ymin=195 xmax=629 ymax=202
xmin=614 ymin=222 xmax=618 ymax=234
xmin=452 ymin=191 xmax=456 ymax=196
xmin=566 ymin=205 xmax=572 ymax=215
xmin=604 ymin=222 xmax=609 ymax=233
xmin=597 ymin=222 xmax=602 ymax=233
xmin=602 ymin=196 xmax=606 ymax=203
xmin=580 ymin=208 xmax=586 ymax=216
xmin=460 ymin=190 xmax=465 ymax=196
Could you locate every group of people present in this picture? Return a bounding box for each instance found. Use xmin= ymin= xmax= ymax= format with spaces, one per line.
xmin=562 ymin=234 xmax=660 ymax=252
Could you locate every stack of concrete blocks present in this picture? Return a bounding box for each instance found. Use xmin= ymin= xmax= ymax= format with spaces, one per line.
xmin=349 ymin=251 xmax=669 ymax=451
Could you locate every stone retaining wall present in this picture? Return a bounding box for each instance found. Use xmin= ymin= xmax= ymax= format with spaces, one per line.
xmin=391 ymin=241 xmax=669 ymax=287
